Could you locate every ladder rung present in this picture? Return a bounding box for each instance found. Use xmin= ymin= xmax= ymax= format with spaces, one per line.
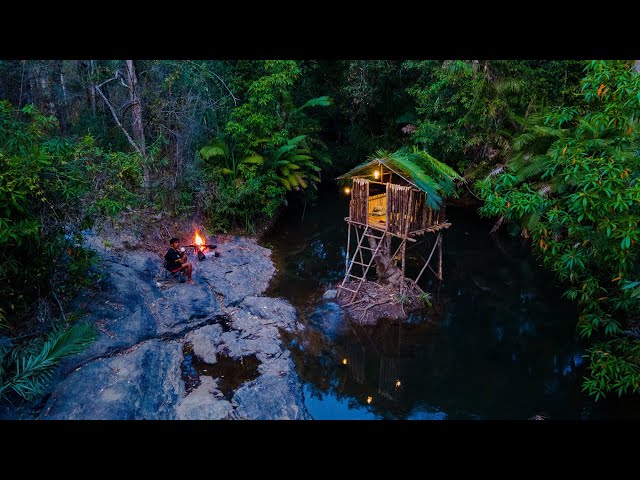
xmin=358 ymin=246 xmax=375 ymax=251
xmin=364 ymin=233 xmax=384 ymax=238
xmin=337 ymin=285 xmax=357 ymax=293
xmin=350 ymin=260 xmax=369 ymax=267
xmin=348 ymin=274 xmax=365 ymax=281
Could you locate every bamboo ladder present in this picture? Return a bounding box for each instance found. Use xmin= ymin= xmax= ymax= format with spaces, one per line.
xmin=338 ymin=224 xmax=388 ymax=304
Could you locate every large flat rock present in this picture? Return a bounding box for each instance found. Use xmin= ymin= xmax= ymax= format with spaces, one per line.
xmin=32 ymin=234 xmax=310 ymax=420
xmin=40 ymin=339 xmax=183 ymax=420
xmin=196 ymin=237 xmax=275 ymax=307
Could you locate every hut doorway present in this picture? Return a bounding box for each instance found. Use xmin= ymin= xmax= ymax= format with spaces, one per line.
xmin=367 ymin=182 xmax=387 ymax=230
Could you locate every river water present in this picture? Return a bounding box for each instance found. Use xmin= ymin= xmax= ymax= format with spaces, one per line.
xmin=263 ymin=185 xmax=640 ymax=419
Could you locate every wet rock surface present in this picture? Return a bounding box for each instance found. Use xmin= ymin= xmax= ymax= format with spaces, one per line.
xmin=29 ymin=234 xmax=309 ymax=420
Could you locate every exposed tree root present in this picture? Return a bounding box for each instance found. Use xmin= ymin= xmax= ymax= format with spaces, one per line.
xmin=336 ymin=279 xmax=427 ymax=325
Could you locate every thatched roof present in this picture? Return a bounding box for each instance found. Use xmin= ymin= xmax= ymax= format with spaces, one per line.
xmin=336 ymin=148 xmax=462 ymax=209
xmin=337 ymin=158 xmax=423 ymax=192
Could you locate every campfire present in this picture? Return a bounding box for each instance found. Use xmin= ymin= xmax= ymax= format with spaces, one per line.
xmin=188 ymin=229 xmax=217 ymax=261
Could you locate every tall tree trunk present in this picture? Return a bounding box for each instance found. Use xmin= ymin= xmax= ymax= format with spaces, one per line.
xmin=55 ymin=60 xmax=68 ymax=134
xmin=88 ymin=60 xmax=97 ymax=116
xmin=634 ymin=60 xmax=640 ymax=73
xmin=368 ymin=235 xmax=404 ymax=286
xmin=125 ymin=60 xmax=149 ymax=192
xmin=18 ymin=60 xmax=26 ymax=107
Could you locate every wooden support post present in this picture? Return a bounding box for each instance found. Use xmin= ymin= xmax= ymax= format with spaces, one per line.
xmin=413 ymin=232 xmax=440 ymax=286
xmin=345 ymin=222 xmax=351 ymax=275
xmin=437 ymin=203 xmax=446 ymax=281
xmin=400 ymin=239 xmax=407 ymax=296
xmin=400 ymin=189 xmax=413 ymax=296
xmin=437 ymin=232 xmax=443 ymax=281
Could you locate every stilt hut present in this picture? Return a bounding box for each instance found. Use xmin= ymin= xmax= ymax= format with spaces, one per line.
xmin=336 ymin=156 xmax=452 ymax=303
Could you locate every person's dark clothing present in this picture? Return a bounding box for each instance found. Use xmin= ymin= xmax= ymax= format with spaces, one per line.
xmin=165 ymin=248 xmax=183 ymax=271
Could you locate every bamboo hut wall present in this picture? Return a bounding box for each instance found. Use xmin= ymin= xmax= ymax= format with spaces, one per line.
xmin=349 ymin=178 xmax=369 ymax=225
xmin=348 ymin=177 xmax=444 ymax=235
xmin=409 ymin=191 xmax=426 ymax=232
xmin=386 ymin=184 xmax=412 ymax=236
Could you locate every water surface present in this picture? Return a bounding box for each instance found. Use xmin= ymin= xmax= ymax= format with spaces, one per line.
xmin=263 ymin=186 xmax=640 ymax=419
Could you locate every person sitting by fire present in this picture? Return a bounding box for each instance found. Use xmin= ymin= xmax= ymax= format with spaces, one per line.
xmin=165 ymin=237 xmax=195 ymax=284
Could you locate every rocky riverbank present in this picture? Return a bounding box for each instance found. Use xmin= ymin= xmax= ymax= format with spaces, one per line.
xmin=15 ymin=233 xmax=310 ymax=420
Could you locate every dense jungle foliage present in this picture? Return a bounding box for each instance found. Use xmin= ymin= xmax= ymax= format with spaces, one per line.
xmin=0 ymin=59 xmax=637 ymax=402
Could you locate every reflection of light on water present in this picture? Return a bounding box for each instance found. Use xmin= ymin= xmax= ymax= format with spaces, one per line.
xmin=265 ymin=190 xmax=623 ymax=420
xmin=311 ymin=239 xmax=327 ymax=260
xmin=495 ymin=325 xmax=504 ymax=343
xmin=406 ymin=403 xmax=448 ymax=420
xmin=302 ymin=385 xmax=378 ymax=420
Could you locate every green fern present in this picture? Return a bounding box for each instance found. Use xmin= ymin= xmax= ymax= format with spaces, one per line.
xmin=0 ymin=322 xmax=96 ymax=401
xmin=270 ymin=135 xmax=328 ymax=191
xmin=508 ymin=154 xmax=550 ymax=182
xmin=494 ymin=78 xmax=524 ymax=95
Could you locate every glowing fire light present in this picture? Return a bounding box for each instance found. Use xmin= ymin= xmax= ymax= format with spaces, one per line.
xmin=395 ymin=380 xmax=401 ymax=388
xmin=194 ymin=231 xmax=204 ymax=248
xmin=342 ymin=358 xmax=348 ymax=365
xmin=344 ymin=187 xmax=351 ymax=195
xmin=374 ymin=170 xmax=380 ymax=179
xmin=366 ymin=396 xmax=373 ymax=404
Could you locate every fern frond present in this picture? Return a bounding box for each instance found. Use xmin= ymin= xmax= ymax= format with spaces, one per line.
xmin=509 ymin=154 xmax=550 ymax=182
xmin=495 ymin=78 xmax=524 ymax=95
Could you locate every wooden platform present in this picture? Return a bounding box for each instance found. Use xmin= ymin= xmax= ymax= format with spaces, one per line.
xmin=346 ymin=216 xmax=452 ymax=237
xmin=367 ymin=215 xmax=387 ymax=231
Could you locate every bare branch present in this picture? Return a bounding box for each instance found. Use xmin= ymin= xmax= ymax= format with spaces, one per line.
xmin=187 ymin=60 xmax=239 ymax=106
xmin=50 ymin=287 xmax=67 ymax=323
xmin=95 ymin=77 xmax=143 ymax=156
xmin=211 ymin=71 xmax=239 ymax=106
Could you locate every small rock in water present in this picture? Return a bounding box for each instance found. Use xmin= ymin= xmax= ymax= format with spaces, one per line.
xmin=322 ymin=289 xmax=337 ymax=300
xmin=529 ymin=413 xmax=549 ymax=420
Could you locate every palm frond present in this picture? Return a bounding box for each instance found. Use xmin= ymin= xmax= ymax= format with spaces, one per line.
xmin=297 ymin=96 xmax=333 ymax=110
xmin=1 ymin=322 xmax=96 ymax=402
xmin=286 ymin=154 xmax=313 ymax=163
xmin=241 ymin=154 xmax=264 ymax=165
xmin=342 ymin=146 xmax=462 ymax=208
xmin=199 ymin=140 xmax=228 ymax=160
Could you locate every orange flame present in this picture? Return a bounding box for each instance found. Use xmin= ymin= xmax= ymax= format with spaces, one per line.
xmin=194 ymin=231 xmax=204 ymax=247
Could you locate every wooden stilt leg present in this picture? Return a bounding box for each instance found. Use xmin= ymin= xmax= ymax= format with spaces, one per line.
xmin=345 ymin=223 xmax=351 ymax=275
xmin=437 ymin=232 xmax=443 ymax=281
xmin=400 ymin=239 xmax=407 ymax=296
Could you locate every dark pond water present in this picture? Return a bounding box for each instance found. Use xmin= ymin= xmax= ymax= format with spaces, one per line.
xmin=263 ymin=185 xmax=640 ymax=419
